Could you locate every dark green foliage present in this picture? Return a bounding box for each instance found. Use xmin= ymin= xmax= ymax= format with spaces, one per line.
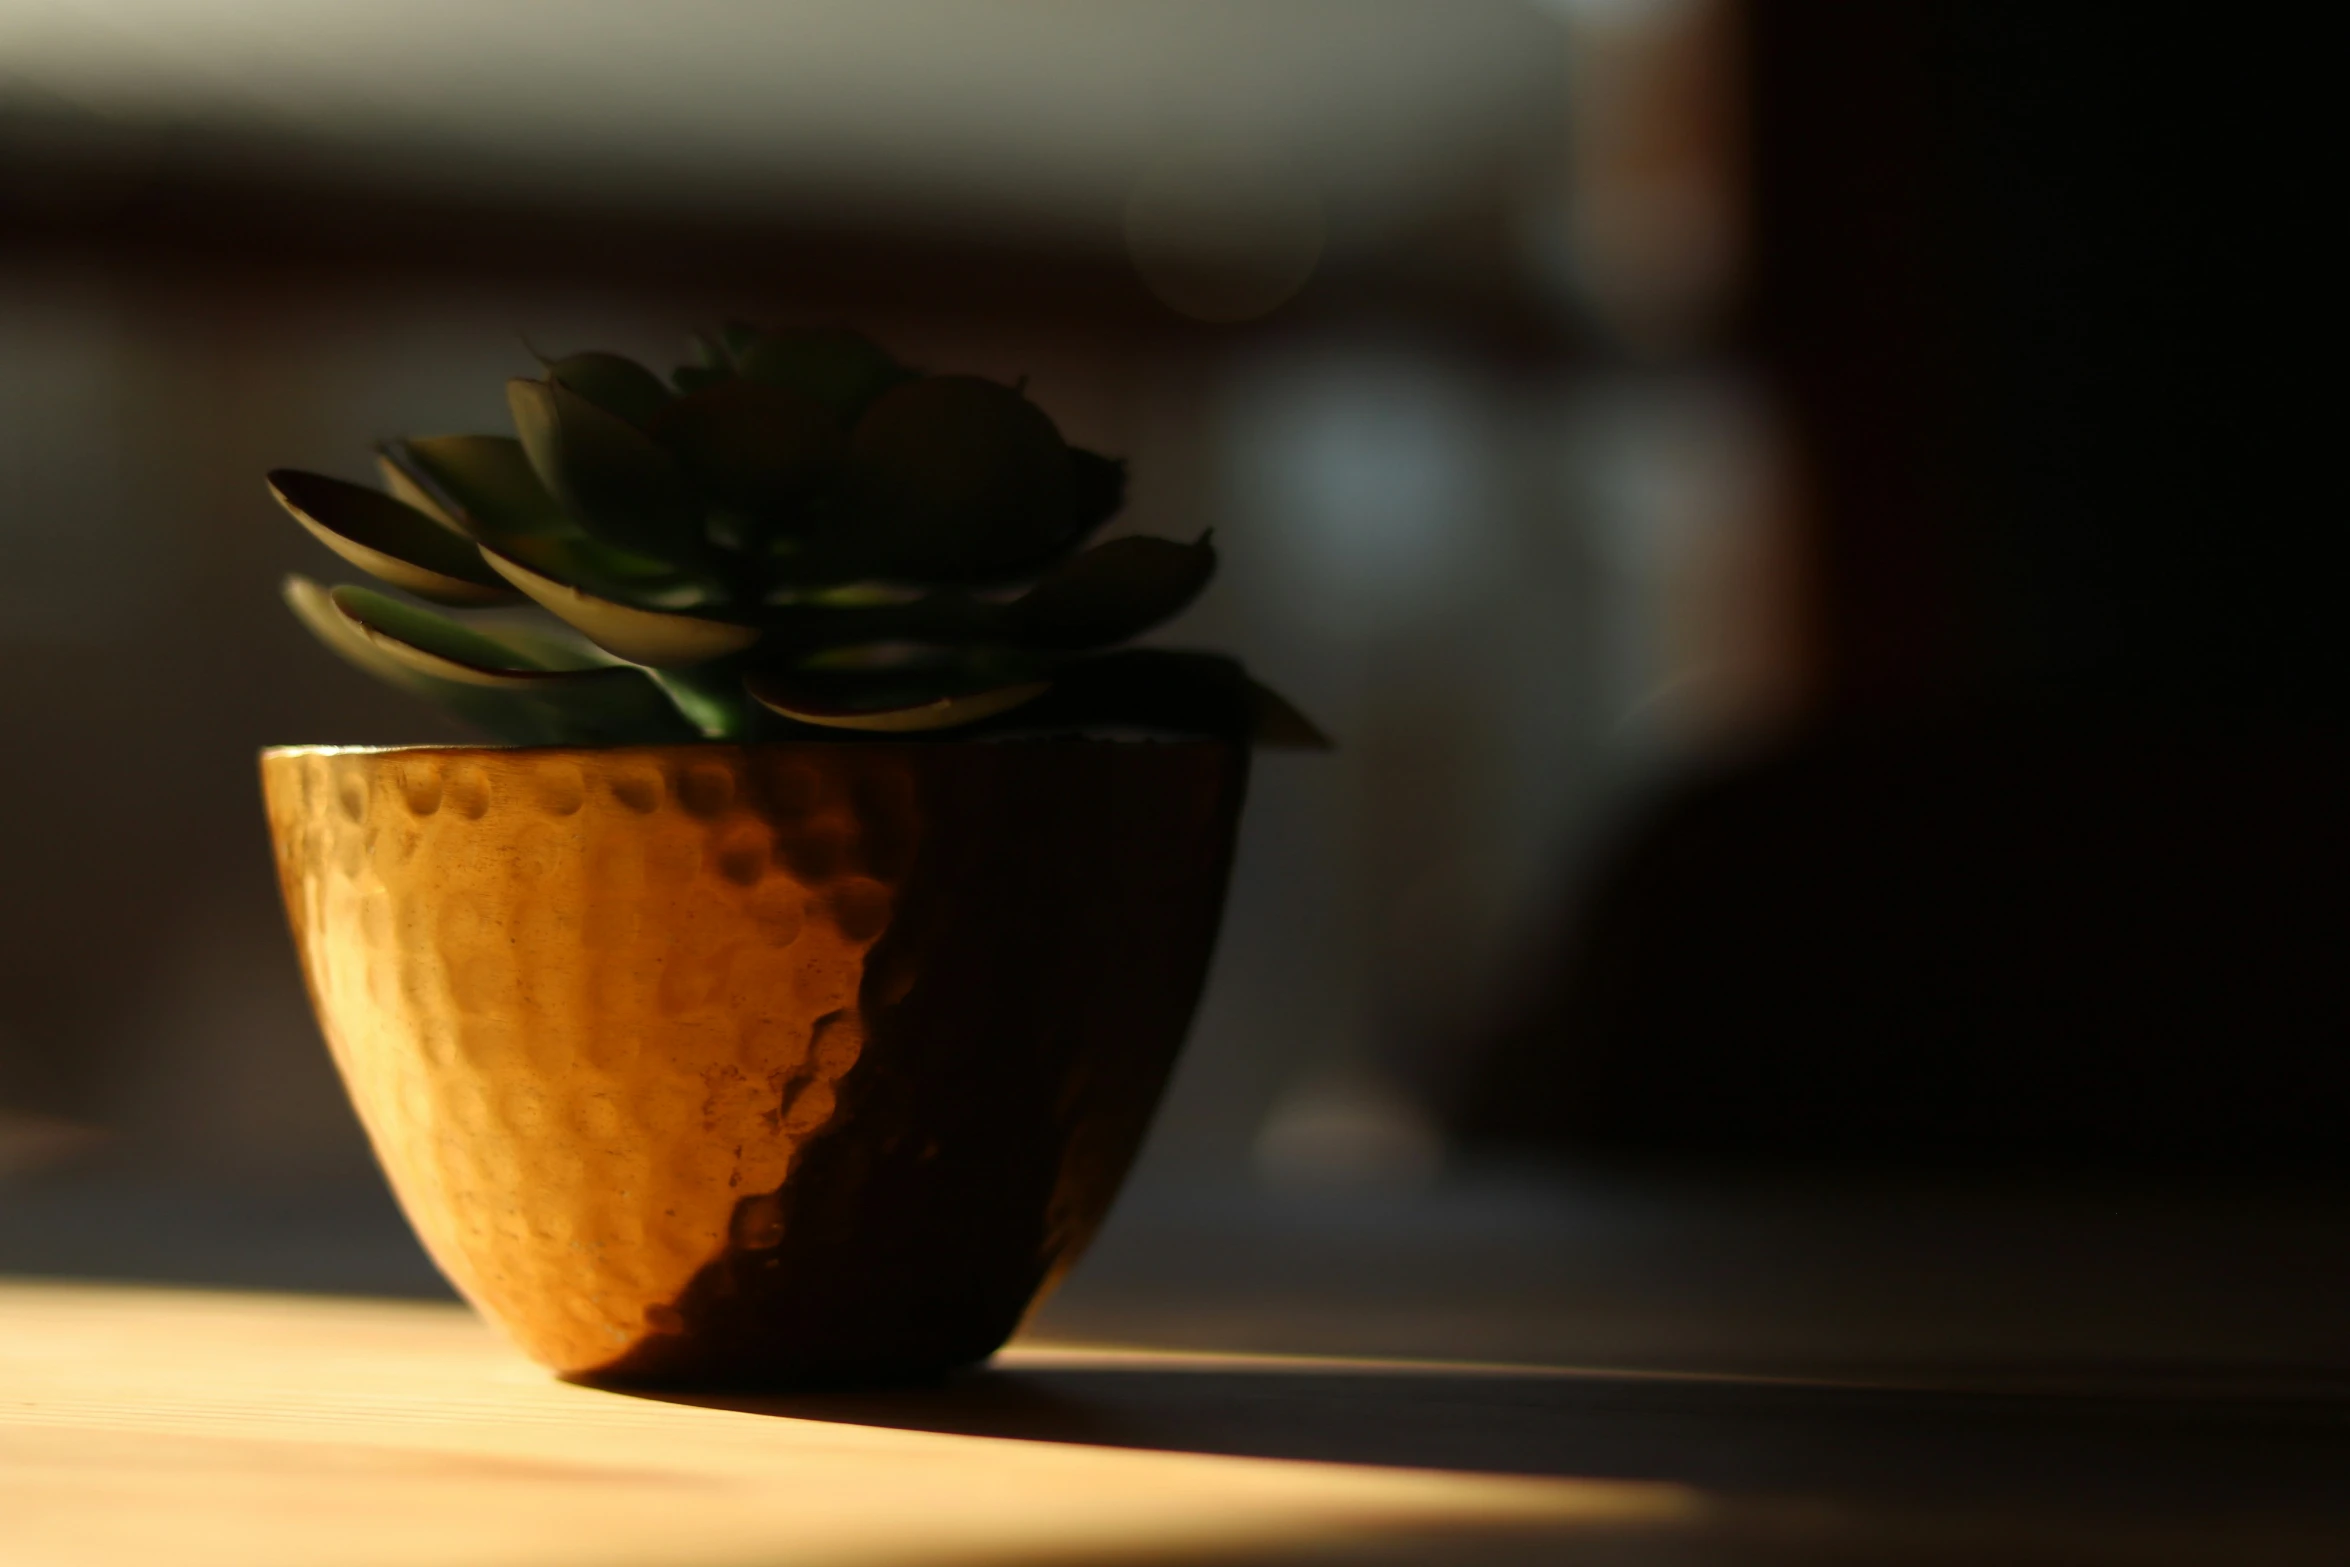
xmin=268 ymin=469 xmax=516 ymax=604
xmin=378 ymin=436 xmax=571 ymax=540
xmin=844 ymin=376 xmax=1084 ymax=579
xmin=1006 ymin=534 xmax=1216 ymax=650
xmin=651 ymin=381 xmax=843 ymax=530
xmin=508 ymin=379 xmax=703 ymax=559
xmin=270 ymin=323 xmax=1324 ymax=747
xmin=735 ymin=328 xmax=912 ymax=424
xmin=544 ymin=351 xmax=675 ymax=428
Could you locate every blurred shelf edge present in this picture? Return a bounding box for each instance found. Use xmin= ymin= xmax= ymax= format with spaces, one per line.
xmin=0 ymin=108 xmax=1580 ymax=356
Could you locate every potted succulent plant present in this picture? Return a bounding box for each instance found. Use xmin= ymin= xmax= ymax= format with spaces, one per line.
xmin=261 ymin=324 xmax=1318 ymax=1387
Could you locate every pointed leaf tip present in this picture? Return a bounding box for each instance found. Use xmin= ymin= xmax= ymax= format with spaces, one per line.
xmin=1006 ymin=533 xmax=1217 ymax=650
xmin=545 ymin=350 xmax=674 ymax=428
xmin=1248 ymin=680 xmax=1333 ymax=749
xmin=268 ymin=469 xmax=520 ymax=606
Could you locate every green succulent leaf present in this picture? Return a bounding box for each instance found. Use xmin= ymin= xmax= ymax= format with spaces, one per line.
xmin=764 ymin=581 xmax=928 ymax=609
xmin=644 ymin=663 xmax=761 ymax=740
xmin=377 ymin=437 xmax=571 ymax=542
xmin=651 ymin=379 xmax=843 ymax=523
xmin=794 ymin=642 xmax=1045 ymax=678
xmin=754 ymin=592 xmax=993 ymax=657
xmin=285 ymin=573 xmax=446 ymax=693
xmin=322 ymin=582 xmax=697 ymax=740
xmin=487 ymin=530 xmax=711 ymax=605
xmin=1245 ymin=680 xmax=1333 ymax=748
xmin=480 ymin=541 xmax=761 ymax=668
xmin=843 ymin=375 xmax=1080 ymax=579
xmin=544 ymin=351 xmax=674 ymax=428
xmin=1005 ymin=533 xmax=1216 ymax=650
xmin=282 ymin=575 xmax=564 ymax=744
xmin=736 ymin=328 xmax=913 ymax=424
xmin=744 ymin=648 xmax=1053 ymax=733
xmin=276 ymin=321 xmax=1317 ymax=749
xmin=508 ymin=377 xmax=704 ymax=558
xmin=468 ymin=620 xmax=622 ymax=673
xmin=268 ymin=470 xmax=520 ymax=606
xmin=326 ymin=584 xmax=557 ymax=685
xmin=375 ymin=452 xmax=463 ymax=534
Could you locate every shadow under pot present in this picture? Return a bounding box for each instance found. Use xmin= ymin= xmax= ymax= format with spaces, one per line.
xmin=261 ymin=739 xmax=1246 ymax=1388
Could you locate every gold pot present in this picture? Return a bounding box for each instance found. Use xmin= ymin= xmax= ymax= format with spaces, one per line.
xmin=261 ymin=740 xmax=1246 ymax=1387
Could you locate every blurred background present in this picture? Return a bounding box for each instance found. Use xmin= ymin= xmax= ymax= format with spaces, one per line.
xmin=3 ymin=0 xmax=2345 ymax=1377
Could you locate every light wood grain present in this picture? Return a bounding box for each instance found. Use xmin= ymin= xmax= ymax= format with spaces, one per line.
xmin=0 ymin=1281 xmax=1690 ymax=1567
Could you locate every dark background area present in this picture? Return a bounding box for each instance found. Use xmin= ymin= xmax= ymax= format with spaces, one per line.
xmin=1469 ymin=2 xmax=2350 ymax=1169
xmin=3 ymin=1 xmax=2344 ymax=1214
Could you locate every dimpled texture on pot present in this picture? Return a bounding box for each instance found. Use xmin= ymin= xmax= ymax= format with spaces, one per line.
xmin=261 ymin=741 xmax=1245 ymax=1386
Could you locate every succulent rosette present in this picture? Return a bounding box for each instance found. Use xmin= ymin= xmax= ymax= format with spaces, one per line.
xmin=271 ymin=323 xmax=1323 ymax=747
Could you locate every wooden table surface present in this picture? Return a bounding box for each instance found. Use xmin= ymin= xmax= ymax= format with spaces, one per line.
xmin=0 ymin=1280 xmax=1688 ymax=1567
xmin=5 ymin=1274 xmax=2348 ymax=1566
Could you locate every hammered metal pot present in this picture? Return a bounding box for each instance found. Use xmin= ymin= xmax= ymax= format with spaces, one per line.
xmin=261 ymin=740 xmax=1246 ymax=1387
